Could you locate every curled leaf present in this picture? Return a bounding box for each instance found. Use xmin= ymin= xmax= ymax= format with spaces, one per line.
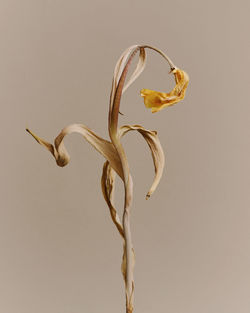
xmin=26 ymin=124 xmax=123 ymax=178
xmin=123 ymin=47 xmax=146 ymax=93
xmin=111 ymin=46 xmax=146 ymax=98
xmin=109 ymin=46 xmax=146 ymax=134
xmin=101 ymin=161 xmax=124 ymax=238
xmin=141 ymin=68 xmax=189 ymax=113
xmin=119 ymin=125 xmax=165 ymax=199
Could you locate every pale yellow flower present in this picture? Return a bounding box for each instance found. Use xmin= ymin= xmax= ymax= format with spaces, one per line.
xmin=141 ymin=68 xmax=189 ymax=113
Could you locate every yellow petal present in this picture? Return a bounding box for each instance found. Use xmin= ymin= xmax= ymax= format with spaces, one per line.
xmin=140 ymin=68 xmax=189 ymax=113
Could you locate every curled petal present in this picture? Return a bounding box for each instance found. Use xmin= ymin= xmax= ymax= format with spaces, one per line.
xmin=141 ymin=68 xmax=189 ymax=113
xmin=101 ymin=161 xmax=124 ymax=238
xmin=119 ymin=125 xmax=165 ymax=199
xmin=26 ymin=124 xmax=123 ymax=178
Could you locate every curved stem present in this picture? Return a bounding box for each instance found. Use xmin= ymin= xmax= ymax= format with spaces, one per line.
xmin=109 ymin=129 xmax=134 ymax=313
xmin=108 ymin=47 xmax=140 ymax=313
xmin=141 ymin=45 xmax=176 ymax=70
xmin=108 ymin=45 xmax=176 ymax=313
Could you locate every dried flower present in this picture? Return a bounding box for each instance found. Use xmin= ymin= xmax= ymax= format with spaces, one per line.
xmin=141 ymin=68 xmax=189 ymax=113
xmin=26 ymin=45 xmax=189 ymax=313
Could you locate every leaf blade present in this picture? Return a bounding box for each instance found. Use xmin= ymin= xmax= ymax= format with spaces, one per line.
xmin=119 ymin=125 xmax=165 ymax=199
xmin=27 ymin=124 xmax=123 ymax=178
xmin=101 ymin=161 xmax=124 ymax=238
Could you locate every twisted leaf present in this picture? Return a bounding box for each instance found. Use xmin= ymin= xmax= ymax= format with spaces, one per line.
xmin=26 ymin=124 xmax=123 ymax=178
xmin=101 ymin=161 xmax=124 ymax=238
xmin=119 ymin=125 xmax=165 ymax=199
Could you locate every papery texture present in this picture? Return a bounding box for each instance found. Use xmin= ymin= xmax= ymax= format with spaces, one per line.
xmin=141 ymin=69 xmax=189 ymax=113
xmin=119 ymin=125 xmax=165 ymax=199
xmin=26 ymin=125 xmax=123 ymax=177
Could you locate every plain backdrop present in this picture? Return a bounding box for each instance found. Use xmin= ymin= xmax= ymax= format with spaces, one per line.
xmin=1 ymin=0 xmax=250 ymax=313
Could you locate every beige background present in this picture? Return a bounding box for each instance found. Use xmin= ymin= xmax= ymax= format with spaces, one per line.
xmin=1 ymin=0 xmax=250 ymax=312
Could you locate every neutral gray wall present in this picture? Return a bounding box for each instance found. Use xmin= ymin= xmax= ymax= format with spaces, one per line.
xmin=1 ymin=0 xmax=250 ymax=312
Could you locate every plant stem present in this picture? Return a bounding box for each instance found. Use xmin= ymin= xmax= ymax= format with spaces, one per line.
xmin=108 ymin=47 xmax=139 ymax=313
xmin=109 ymin=45 xmax=175 ymax=312
xmin=141 ymin=45 xmax=176 ymax=70
xmin=123 ymin=174 xmax=134 ymax=313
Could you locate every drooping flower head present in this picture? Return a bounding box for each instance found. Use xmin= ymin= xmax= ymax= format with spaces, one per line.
xmin=141 ymin=68 xmax=189 ymax=113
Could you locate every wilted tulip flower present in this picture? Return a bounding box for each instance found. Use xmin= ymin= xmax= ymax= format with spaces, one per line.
xmin=27 ymin=44 xmax=189 ymax=313
xmin=141 ymin=68 xmax=189 ymax=112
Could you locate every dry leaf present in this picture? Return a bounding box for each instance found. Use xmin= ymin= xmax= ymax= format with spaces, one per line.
xmin=101 ymin=161 xmax=124 ymax=238
xmin=26 ymin=124 xmax=123 ymax=178
xmin=119 ymin=125 xmax=165 ymax=199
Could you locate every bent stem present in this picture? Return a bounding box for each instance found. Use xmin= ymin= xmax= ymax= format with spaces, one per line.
xmin=141 ymin=45 xmax=176 ymax=70
xmin=109 ymin=45 xmax=175 ymax=313
xmin=109 ymin=48 xmax=139 ymax=313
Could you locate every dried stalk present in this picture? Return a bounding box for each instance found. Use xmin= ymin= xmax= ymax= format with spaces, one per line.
xmin=27 ymin=44 xmax=189 ymax=313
